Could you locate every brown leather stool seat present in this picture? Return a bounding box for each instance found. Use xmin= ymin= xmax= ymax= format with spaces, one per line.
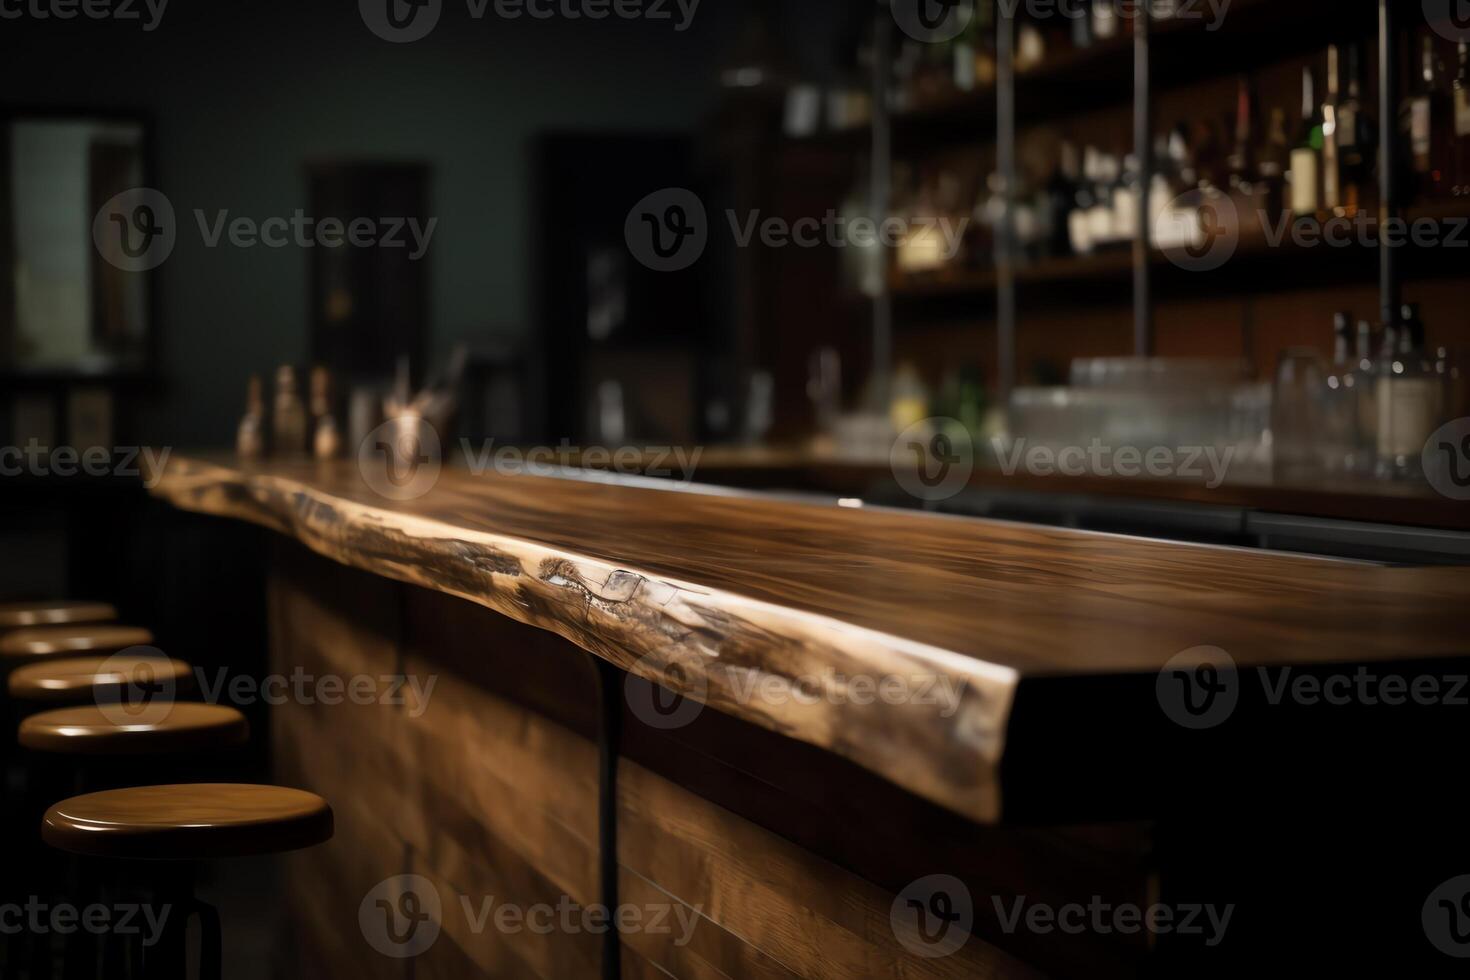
xmin=0 ymin=600 xmax=117 ymax=630
xmin=7 ymin=655 xmax=194 ymax=705
xmin=0 ymin=624 xmax=154 ymax=661
xmin=18 ymin=703 xmax=248 ymax=756
xmin=42 ymin=784 xmax=333 ymax=860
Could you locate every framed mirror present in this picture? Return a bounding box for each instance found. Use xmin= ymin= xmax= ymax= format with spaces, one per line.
xmin=1 ymin=109 xmax=154 ymax=375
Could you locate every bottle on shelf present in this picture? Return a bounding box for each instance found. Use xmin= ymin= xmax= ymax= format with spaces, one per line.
xmin=1227 ymin=76 xmax=1257 ymax=192
xmin=1045 ymin=141 xmax=1081 ymax=259
xmin=1454 ymin=41 xmax=1470 ymax=196
xmin=272 ymin=365 xmax=308 ymax=457
xmin=236 ymin=374 xmax=266 ymax=459
xmin=1376 ymin=303 xmax=1444 ymax=480
xmin=1404 ymin=34 xmax=1453 ymax=202
xmin=1257 ymin=106 xmax=1291 ymax=221
xmin=1335 ymin=42 xmax=1375 ymax=215
xmin=1322 ymin=46 xmax=1343 ymax=213
xmin=1070 ymin=147 xmax=1101 ymax=255
xmin=1087 ymin=150 xmax=1121 ymax=249
xmin=1290 ymin=65 xmax=1324 ymax=217
xmin=1092 ymin=0 xmax=1119 ymax=43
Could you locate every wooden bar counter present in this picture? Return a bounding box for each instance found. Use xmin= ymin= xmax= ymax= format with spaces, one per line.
xmin=145 ymin=453 xmax=1470 ymax=977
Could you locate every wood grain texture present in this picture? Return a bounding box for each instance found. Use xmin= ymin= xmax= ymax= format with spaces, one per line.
xmin=148 ymin=453 xmax=1470 ymax=823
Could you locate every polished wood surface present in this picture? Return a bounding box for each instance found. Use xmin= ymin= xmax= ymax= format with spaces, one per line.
xmin=6 ymin=654 xmax=194 ymax=704
xmin=41 ymin=783 xmax=333 ymax=860
xmin=0 ymin=624 xmax=154 ymax=660
xmin=148 ymin=453 xmax=1470 ymax=822
xmin=17 ymin=702 xmax=248 ymax=755
xmin=0 ymin=600 xmax=117 ymax=630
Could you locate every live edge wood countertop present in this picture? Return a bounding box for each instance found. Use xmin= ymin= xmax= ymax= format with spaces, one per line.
xmin=147 ymin=453 xmax=1470 ymax=825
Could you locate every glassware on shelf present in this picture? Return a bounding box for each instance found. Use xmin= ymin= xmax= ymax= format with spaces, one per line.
xmin=1272 ymin=347 xmax=1328 ymax=480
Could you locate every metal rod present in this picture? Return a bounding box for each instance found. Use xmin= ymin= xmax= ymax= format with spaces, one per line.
xmin=1132 ymin=1 xmax=1153 ymax=357
xmin=871 ymin=3 xmax=893 ymax=405
xmin=997 ymin=2 xmax=1017 ymax=407
xmin=1378 ymin=0 xmax=1399 ymax=327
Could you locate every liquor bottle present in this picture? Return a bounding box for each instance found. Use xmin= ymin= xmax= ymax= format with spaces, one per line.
xmin=1376 ymin=304 xmax=1444 ymax=479
xmin=1045 ymin=142 xmax=1080 ymax=258
xmin=1291 ymin=66 xmax=1324 ymax=217
xmin=1404 ymin=35 xmax=1453 ymax=201
xmin=273 ymin=365 xmax=308 ymax=456
xmin=1455 ymin=42 xmax=1470 ymax=195
xmin=1088 ymin=151 xmax=1119 ymax=248
xmin=1322 ymin=46 xmax=1343 ymax=212
xmin=1071 ymin=147 xmax=1100 ymax=254
xmin=1258 ymin=107 xmax=1291 ymax=220
xmin=236 ymin=375 xmax=266 ymax=459
xmin=1112 ymin=153 xmax=1141 ymax=245
xmin=1335 ymin=43 xmax=1375 ymax=214
xmin=1227 ymin=76 xmax=1257 ymax=191
xmin=1092 ymin=0 xmax=1119 ymax=42
xmin=1323 ymin=312 xmax=1356 ymax=472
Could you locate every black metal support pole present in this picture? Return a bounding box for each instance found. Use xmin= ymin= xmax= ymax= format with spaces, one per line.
xmin=997 ymin=3 xmax=1017 ymax=407
xmin=593 ymin=656 xmax=622 ymax=980
xmin=1378 ymin=0 xmax=1400 ymax=327
xmin=1133 ymin=2 xmax=1153 ymax=357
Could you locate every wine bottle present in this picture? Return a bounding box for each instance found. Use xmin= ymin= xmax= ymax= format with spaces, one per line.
xmin=1290 ymin=65 xmax=1324 ymax=217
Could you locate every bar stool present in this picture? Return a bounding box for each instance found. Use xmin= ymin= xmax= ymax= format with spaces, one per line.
xmin=0 ymin=601 xmax=117 ymax=631
xmin=12 ymin=704 xmax=249 ymax=979
xmin=0 ymin=624 xmax=155 ymax=663
xmin=7 ymin=654 xmax=195 ymax=709
xmin=42 ymin=784 xmax=334 ymax=979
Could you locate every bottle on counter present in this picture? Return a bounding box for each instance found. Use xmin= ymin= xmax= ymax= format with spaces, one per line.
xmin=1322 ymin=312 xmax=1358 ymax=473
xmin=1376 ymin=304 xmax=1444 ymax=480
xmin=272 ymin=365 xmax=308 ymax=457
xmin=236 ymin=374 xmax=266 ymax=459
xmin=310 ymin=366 xmax=342 ymax=460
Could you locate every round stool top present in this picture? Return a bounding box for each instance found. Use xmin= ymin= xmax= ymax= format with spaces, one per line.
xmin=7 ymin=655 xmax=195 ymax=705
xmin=0 ymin=624 xmax=155 ymax=660
xmin=43 ymin=784 xmax=334 ymax=860
xmin=0 ymin=600 xmax=117 ymax=630
xmin=17 ymin=702 xmax=248 ymax=755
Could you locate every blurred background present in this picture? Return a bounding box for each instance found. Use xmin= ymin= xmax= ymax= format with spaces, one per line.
xmin=3 ymin=0 xmax=1470 ymax=571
